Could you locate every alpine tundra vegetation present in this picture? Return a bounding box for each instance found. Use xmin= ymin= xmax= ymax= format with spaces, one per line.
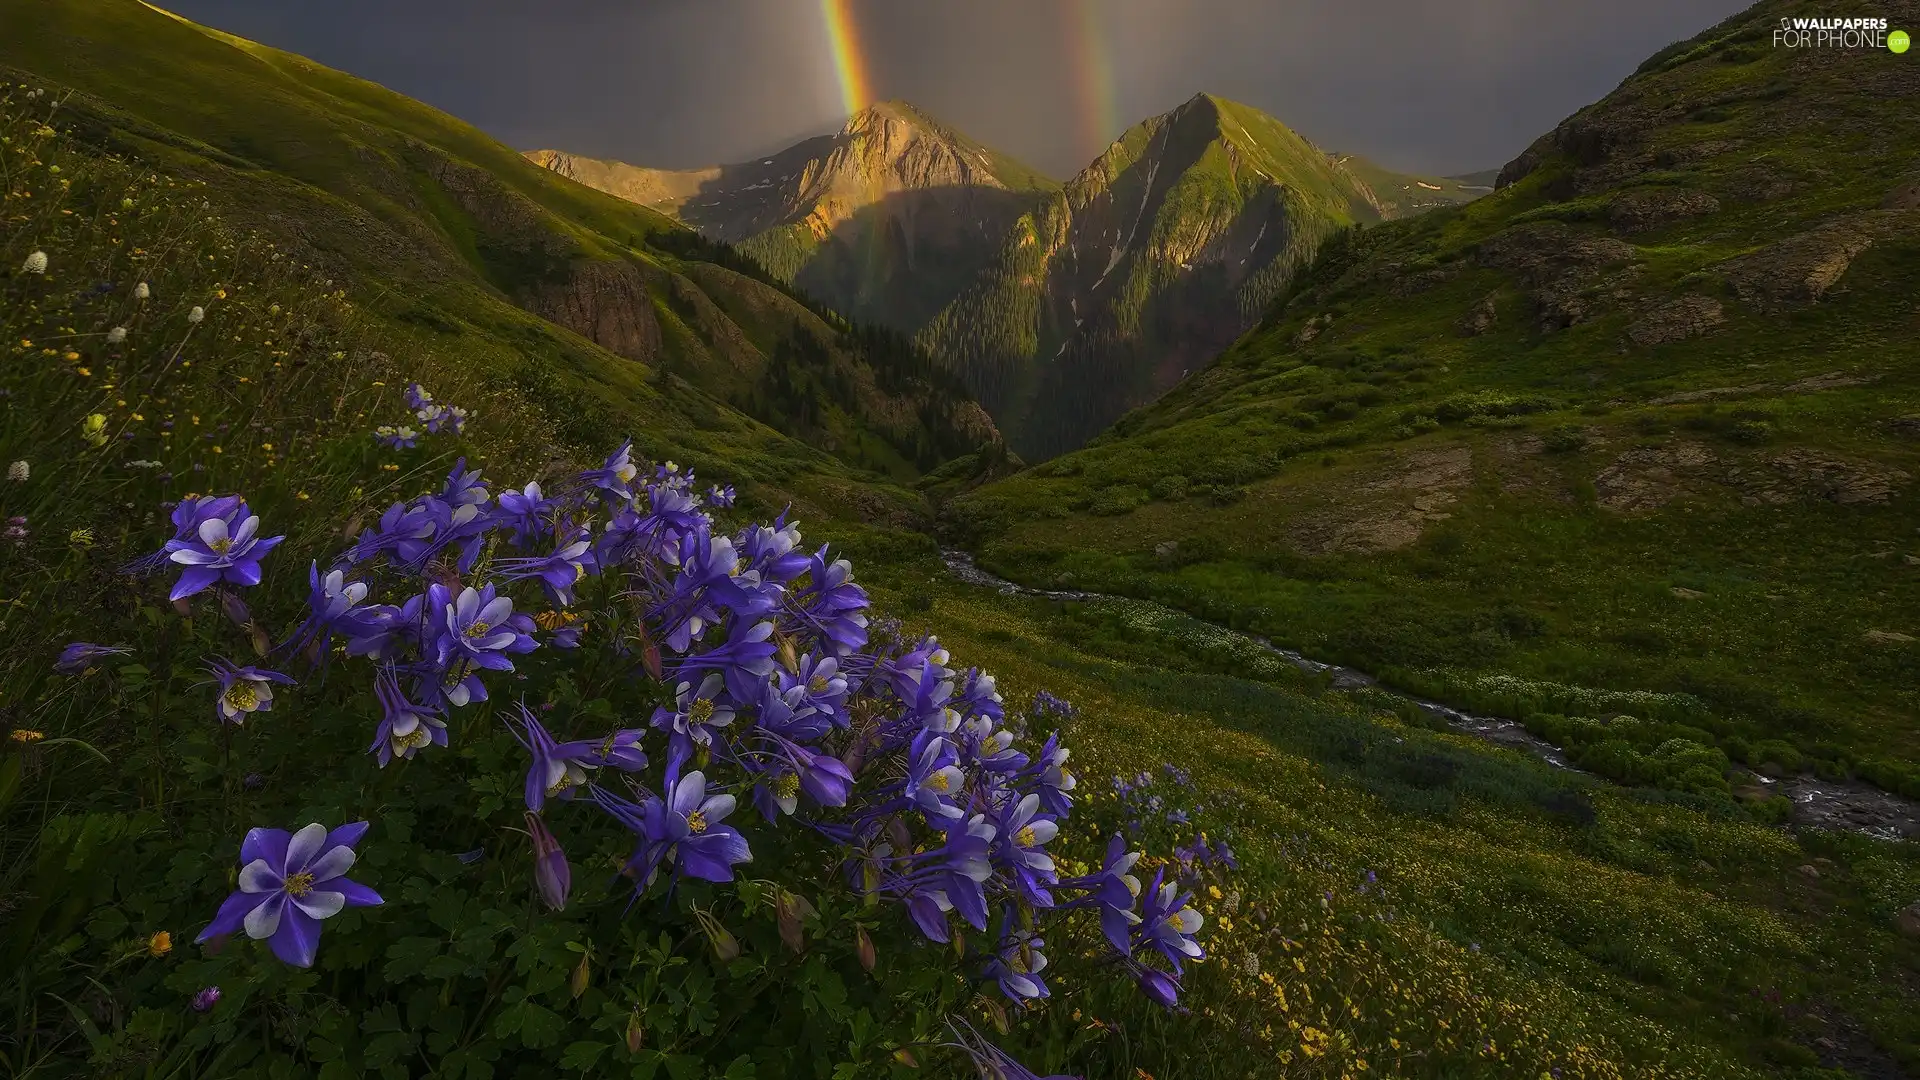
xmin=1 ymin=0 xmax=1918 ymax=1078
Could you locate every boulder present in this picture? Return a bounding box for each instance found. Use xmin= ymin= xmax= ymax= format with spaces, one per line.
xmin=1898 ymin=902 xmax=1920 ymax=938
xmin=1720 ymin=225 xmax=1874 ymax=310
xmin=1608 ymin=188 xmax=1721 ymax=233
xmin=1459 ymin=294 xmax=1499 ymax=336
xmin=1883 ymin=176 xmax=1920 ymax=210
xmin=1626 ymin=295 xmax=1725 ymax=347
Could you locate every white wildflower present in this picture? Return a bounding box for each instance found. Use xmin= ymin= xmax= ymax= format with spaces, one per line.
xmin=187 ymin=306 xmax=205 ymax=324
xmin=134 ymin=282 xmax=150 ymax=300
xmin=21 ymin=251 xmax=48 ymax=274
xmin=106 ymin=326 xmax=127 ymax=344
xmin=7 ymin=461 xmax=27 ymax=482
xmin=1240 ymin=952 xmax=1261 ymax=978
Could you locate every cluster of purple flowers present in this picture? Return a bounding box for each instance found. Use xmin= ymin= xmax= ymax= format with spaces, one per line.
xmin=370 ymin=383 xmax=470 ymax=450
xmin=151 ymin=436 xmax=1217 ymax=1076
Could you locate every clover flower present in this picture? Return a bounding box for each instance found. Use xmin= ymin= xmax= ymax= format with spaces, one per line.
xmin=207 ymin=658 xmax=295 ymax=725
xmin=7 ymin=460 xmax=26 ymax=482
xmin=134 ymin=281 xmax=150 ymax=300
xmin=189 ymin=986 xmax=220 ymax=1013
xmin=21 ymin=251 xmax=47 ymax=274
xmin=194 ymin=822 xmax=382 ymax=968
xmin=187 ymin=306 xmax=205 ymax=324
xmin=107 ymin=326 xmax=127 ymax=345
xmin=162 ymin=498 xmax=284 ymax=600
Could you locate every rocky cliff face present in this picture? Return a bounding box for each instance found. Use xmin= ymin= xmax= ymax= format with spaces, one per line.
xmin=527 ymin=102 xmax=1057 ymax=332
xmin=919 ymin=93 xmax=1412 ymax=459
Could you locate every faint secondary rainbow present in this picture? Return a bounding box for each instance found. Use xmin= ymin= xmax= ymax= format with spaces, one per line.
xmin=1064 ymin=0 xmax=1121 ymax=162
xmin=819 ymin=0 xmax=872 ymax=118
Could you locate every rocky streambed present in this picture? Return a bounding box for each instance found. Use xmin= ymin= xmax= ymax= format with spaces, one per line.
xmin=941 ymin=550 xmax=1919 ymax=842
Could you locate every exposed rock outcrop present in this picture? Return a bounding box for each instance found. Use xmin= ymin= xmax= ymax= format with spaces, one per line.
xmin=1608 ymin=188 xmax=1720 ymax=233
xmin=1626 ymin=295 xmax=1724 ymax=347
xmin=1720 ymin=225 xmax=1874 ymax=310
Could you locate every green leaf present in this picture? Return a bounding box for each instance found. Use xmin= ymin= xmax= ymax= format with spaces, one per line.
xmin=721 ymin=1055 xmax=757 ymax=1080
xmin=491 ymin=1000 xmax=565 ymax=1049
xmin=559 ymin=1041 xmax=608 ymax=1071
xmin=384 ymin=936 xmax=442 ymax=981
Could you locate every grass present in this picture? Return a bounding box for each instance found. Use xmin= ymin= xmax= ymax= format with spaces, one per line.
xmin=947 ymin=0 xmax=1920 ymax=783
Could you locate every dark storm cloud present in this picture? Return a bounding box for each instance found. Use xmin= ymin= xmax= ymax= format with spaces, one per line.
xmin=159 ymin=0 xmax=1752 ymax=178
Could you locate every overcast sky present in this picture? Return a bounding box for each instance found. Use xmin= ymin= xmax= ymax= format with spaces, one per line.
xmin=161 ymin=0 xmax=1752 ymax=178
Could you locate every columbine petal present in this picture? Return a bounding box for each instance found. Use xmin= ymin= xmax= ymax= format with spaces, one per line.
xmin=243 ymin=891 xmax=286 ymax=939
xmin=237 ymin=858 xmax=281 ymax=894
xmin=292 ymin=889 xmax=347 ymax=921
xmin=268 ymin=908 xmax=322 ymax=967
xmin=283 ymin=823 xmax=329 ymax=872
xmin=305 ymin=845 xmax=356 ymax=884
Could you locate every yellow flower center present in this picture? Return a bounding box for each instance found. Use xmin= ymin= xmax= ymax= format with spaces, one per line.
xmin=464 ymin=620 xmax=491 ymax=638
xmin=808 ymin=675 xmax=829 ymax=694
xmin=398 ymin=729 xmax=431 ymax=750
xmin=926 ymin=771 xmax=951 ymax=793
xmin=547 ymin=773 xmax=576 ymax=797
xmin=773 ymin=773 xmax=800 ymax=800
xmin=207 ymin=536 xmax=231 ymax=554
xmin=224 ymin=683 xmax=259 ymax=711
xmin=1015 ymin=826 xmax=1038 ymax=848
xmin=284 ymin=871 xmax=316 ymax=898
xmin=689 ymin=699 xmax=714 ymax=724
xmin=686 ymin=810 xmax=708 ymax=834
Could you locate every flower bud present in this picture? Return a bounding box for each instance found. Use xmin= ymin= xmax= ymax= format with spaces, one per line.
xmin=21 ymin=251 xmax=47 ymax=274
xmin=855 ymin=926 xmax=876 ymax=973
xmin=526 ymin=812 xmax=570 ymax=911
xmin=569 ymin=950 xmax=590 ymax=999
xmin=625 ymin=1008 xmax=645 ymax=1053
xmin=891 ymin=1049 xmax=918 ymax=1068
xmin=134 ymin=282 xmax=150 ymax=299
xmin=776 ymin=892 xmax=806 ymax=955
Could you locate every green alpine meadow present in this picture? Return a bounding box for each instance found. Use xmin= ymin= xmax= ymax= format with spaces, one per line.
xmin=0 ymin=1 xmax=1916 ymax=1078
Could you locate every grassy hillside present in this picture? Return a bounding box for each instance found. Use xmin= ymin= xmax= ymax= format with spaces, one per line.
xmin=918 ymin=94 xmax=1481 ymax=460
xmin=3 ymin=9 xmax=1919 ymax=1078
xmin=0 ymin=0 xmax=996 ymax=484
xmin=947 ymin=0 xmax=1920 ymax=788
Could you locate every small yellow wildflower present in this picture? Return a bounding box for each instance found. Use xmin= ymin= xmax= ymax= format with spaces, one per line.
xmin=10 ymin=729 xmax=44 ymax=743
xmin=147 ymin=931 xmax=172 ymax=958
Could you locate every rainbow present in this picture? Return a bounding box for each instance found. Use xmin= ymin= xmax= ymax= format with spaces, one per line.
xmin=1063 ymin=0 xmax=1121 ymax=163
xmin=819 ymin=0 xmax=872 ymax=117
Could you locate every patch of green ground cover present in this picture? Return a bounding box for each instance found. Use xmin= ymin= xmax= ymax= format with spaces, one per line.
xmin=948 ymin=0 xmax=1920 ymax=780
xmin=851 ymin=557 xmax=1920 ymax=1075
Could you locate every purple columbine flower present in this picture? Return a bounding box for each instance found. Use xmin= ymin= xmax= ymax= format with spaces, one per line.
xmin=983 ymin=928 xmax=1050 ymax=1003
xmin=1131 ymin=868 xmax=1204 ymax=974
xmin=429 ymin=583 xmax=537 ymax=706
xmin=651 ymin=673 xmax=735 ymax=751
xmin=581 ymin=438 xmax=640 ymax=502
xmin=54 ymin=641 xmax=131 ymax=674
xmin=404 ymin=382 xmax=434 ymax=412
xmin=207 ymin=658 xmax=295 ymax=725
xmin=995 ymin=792 xmax=1059 ymax=905
xmin=1072 ymin=835 xmax=1144 ymax=955
xmin=903 ymin=734 xmax=966 ymax=826
xmin=189 ymin=986 xmax=222 ymax=1013
xmin=705 ymin=484 xmax=735 ymax=508
xmin=527 ymin=811 xmax=570 ymax=911
xmin=494 ymin=527 xmax=597 ymax=607
xmin=605 ymin=766 xmax=751 ymax=890
xmin=505 ymin=703 xmax=648 ymax=811
xmin=368 ymin=666 xmax=446 ymax=766
xmin=195 ymin=822 xmax=382 ymax=968
xmin=161 ymin=498 xmax=284 ymax=600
